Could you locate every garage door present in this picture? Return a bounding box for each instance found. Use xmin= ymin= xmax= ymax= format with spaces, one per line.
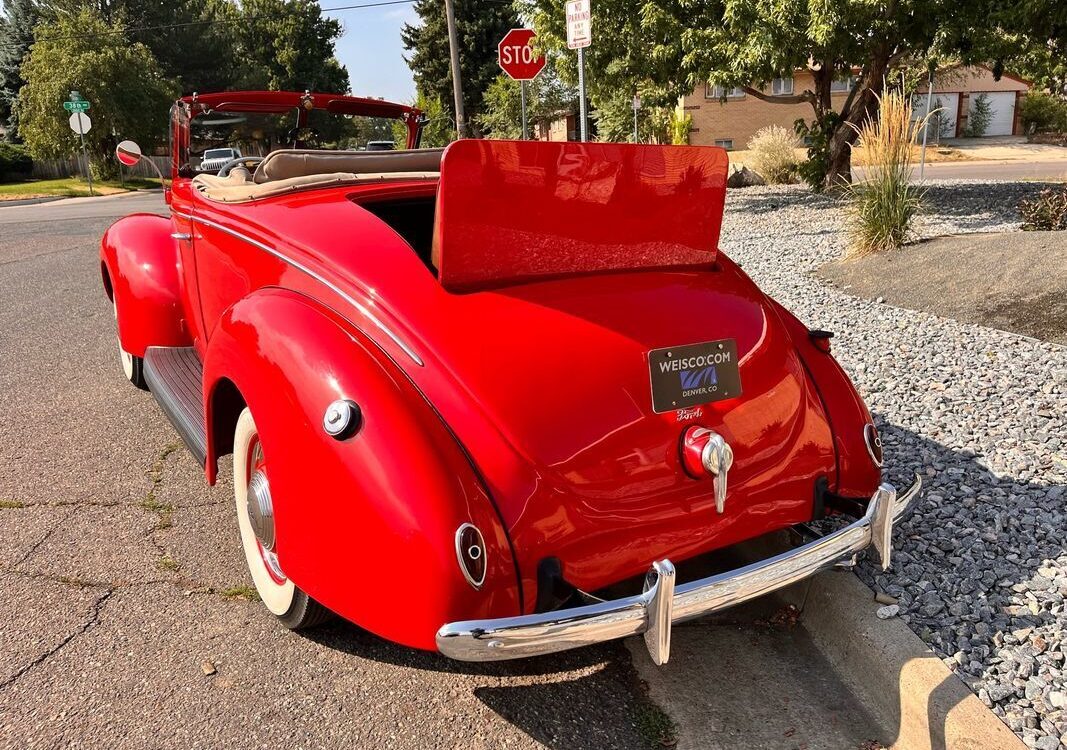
xmin=970 ymin=92 xmax=1016 ymax=136
xmin=913 ymin=93 xmax=959 ymax=139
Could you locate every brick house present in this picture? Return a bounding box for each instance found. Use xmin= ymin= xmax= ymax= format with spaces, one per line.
xmin=680 ymin=64 xmax=1031 ymax=150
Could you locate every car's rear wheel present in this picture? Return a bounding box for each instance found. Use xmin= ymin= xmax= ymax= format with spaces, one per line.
xmin=113 ymin=301 xmax=147 ymax=390
xmin=233 ymin=407 xmax=332 ymax=629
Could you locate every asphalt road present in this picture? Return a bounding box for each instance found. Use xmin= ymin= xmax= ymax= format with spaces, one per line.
xmin=0 ymin=192 xmax=886 ymax=750
xmin=856 ymin=158 xmax=1067 ymax=182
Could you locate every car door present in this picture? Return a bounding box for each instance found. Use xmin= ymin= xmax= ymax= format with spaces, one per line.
xmin=168 ymin=179 xmax=210 ymax=357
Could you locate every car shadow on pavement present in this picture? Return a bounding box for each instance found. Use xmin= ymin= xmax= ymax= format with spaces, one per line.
xmin=302 ymin=628 xmax=657 ymax=749
xmin=303 ymin=622 xmax=619 ymax=678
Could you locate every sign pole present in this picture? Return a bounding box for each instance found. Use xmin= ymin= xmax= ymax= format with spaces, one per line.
xmin=76 ymin=112 xmax=93 ymax=196
xmin=520 ymin=80 xmax=529 ymax=140
xmin=577 ymin=47 xmax=588 ymax=142
xmin=632 ymin=94 xmax=640 ymax=142
xmin=566 ymin=0 xmax=591 ymax=142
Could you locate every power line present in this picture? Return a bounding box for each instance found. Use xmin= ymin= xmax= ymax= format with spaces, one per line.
xmin=0 ymin=0 xmax=420 ymax=49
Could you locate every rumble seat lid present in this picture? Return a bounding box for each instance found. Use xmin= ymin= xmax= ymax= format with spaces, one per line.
xmin=432 ymin=140 xmax=729 ymax=292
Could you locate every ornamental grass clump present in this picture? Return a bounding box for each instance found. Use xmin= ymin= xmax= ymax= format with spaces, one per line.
xmin=845 ymin=87 xmax=928 ymax=257
xmin=746 ymin=125 xmax=799 ymax=184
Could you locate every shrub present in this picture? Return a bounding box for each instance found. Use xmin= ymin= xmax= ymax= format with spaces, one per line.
xmin=963 ymin=93 xmax=993 ymax=137
xmin=794 ymin=112 xmax=840 ymax=191
xmin=746 ymin=125 xmax=798 ymax=184
xmin=844 ymin=87 xmax=926 ymax=257
xmin=1019 ymin=187 xmax=1067 ymax=230
xmin=0 ymin=142 xmax=33 ymax=182
xmin=1019 ymin=92 xmax=1067 ymax=135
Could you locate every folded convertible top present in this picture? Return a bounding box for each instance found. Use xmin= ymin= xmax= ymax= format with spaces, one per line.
xmin=432 ymin=139 xmax=729 ymax=292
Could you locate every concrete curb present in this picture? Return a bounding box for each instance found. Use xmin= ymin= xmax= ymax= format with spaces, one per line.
xmin=794 ymin=571 xmax=1025 ymax=750
xmin=0 ymin=196 xmax=65 ymax=208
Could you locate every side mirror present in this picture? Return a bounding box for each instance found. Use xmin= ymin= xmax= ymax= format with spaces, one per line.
xmin=115 ymin=139 xmax=167 ymax=187
xmin=116 ymin=140 xmax=142 ymax=167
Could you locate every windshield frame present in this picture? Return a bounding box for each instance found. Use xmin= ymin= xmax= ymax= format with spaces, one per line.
xmin=170 ymin=90 xmax=424 ymax=179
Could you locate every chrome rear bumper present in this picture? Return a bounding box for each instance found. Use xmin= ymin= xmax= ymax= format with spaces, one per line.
xmin=436 ymin=476 xmax=921 ymax=665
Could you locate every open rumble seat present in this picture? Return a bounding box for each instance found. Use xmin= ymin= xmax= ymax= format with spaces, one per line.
xmin=192 ymin=147 xmax=443 ymax=203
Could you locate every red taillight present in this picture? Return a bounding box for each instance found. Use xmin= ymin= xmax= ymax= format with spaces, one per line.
xmin=809 ymin=329 xmax=834 ymax=353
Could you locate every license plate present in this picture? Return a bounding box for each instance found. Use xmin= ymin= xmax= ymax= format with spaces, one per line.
xmin=648 ymin=339 xmax=742 ymax=414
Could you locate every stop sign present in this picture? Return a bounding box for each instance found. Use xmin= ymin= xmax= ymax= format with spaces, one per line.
xmin=498 ymin=29 xmax=546 ymax=81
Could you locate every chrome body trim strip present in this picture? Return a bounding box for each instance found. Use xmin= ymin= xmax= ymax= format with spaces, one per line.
xmin=171 ymin=210 xmax=424 ymax=366
xmin=436 ymin=474 xmax=922 ymax=664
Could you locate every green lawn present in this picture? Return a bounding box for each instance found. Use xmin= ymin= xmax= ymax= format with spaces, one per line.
xmin=0 ymin=176 xmax=161 ymax=201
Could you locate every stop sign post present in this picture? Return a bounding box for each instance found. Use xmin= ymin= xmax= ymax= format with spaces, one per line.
xmin=498 ymin=29 xmax=545 ymax=140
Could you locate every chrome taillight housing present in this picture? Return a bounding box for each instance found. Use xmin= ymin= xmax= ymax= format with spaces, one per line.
xmin=864 ymin=423 xmax=884 ymax=468
xmin=455 ymin=523 xmax=487 ymax=589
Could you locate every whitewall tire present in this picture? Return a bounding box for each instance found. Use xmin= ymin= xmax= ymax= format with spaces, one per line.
xmin=233 ymin=407 xmax=332 ymax=629
xmin=113 ymin=300 xmax=147 ymax=390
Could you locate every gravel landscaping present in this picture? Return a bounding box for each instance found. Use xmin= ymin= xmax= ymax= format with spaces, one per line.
xmin=719 ymin=181 xmax=1067 ymax=749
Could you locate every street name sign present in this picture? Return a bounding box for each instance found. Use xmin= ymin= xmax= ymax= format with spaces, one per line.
xmin=566 ymin=0 xmax=592 ymax=49
xmin=498 ymin=29 xmax=546 ymax=81
xmin=63 ymin=100 xmax=90 ymax=113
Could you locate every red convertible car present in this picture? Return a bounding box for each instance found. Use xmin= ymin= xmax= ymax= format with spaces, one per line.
xmin=102 ymin=90 xmax=920 ymax=664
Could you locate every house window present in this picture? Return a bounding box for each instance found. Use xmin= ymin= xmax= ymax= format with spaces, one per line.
xmin=830 ymin=76 xmax=855 ymax=93
xmin=714 ymin=139 xmax=734 ymax=150
xmin=705 ymin=84 xmax=745 ymax=99
xmin=771 ymin=77 xmax=794 ymax=95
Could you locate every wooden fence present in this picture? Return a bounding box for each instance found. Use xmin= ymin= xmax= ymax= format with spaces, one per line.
xmin=32 ymin=154 xmax=169 ymax=181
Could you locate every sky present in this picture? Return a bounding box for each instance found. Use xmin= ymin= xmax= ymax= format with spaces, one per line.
xmin=325 ymin=1 xmax=420 ymax=104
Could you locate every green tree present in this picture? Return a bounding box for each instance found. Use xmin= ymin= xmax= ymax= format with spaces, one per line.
xmin=16 ymin=8 xmax=177 ymax=178
xmin=964 ymin=93 xmax=993 ymax=137
xmin=527 ymin=0 xmax=1003 ymax=187
xmin=0 ymin=0 xmax=43 ymax=139
xmin=392 ymin=90 xmax=455 ymax=148
xmin=402 ymin=0 xmax=519 ymax=133
xmin=42 ymin=0 xmax=241 ymax=94
xmin=234 ymin=0 xmax=349 ymax=92
xmin=477 ymin=57 xmax=577 ymax=138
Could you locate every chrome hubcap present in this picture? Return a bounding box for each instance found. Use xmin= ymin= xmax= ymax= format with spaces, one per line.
xmin=247 ymin=468 xmax=276 ymax=552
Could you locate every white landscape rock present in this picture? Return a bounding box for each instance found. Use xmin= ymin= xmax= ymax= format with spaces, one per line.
xmin=876 ymin=604 xmax=901 ymax=620
xmin=720 ymin=181 xmax=1067 ymax=748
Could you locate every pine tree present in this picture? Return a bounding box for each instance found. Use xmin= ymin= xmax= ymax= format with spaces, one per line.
xmin=0 ymin=0 xmax=42 ymax=139
xmin=401 ymin=0 xmax=519 ymax=134
xmin=964 ymin=93 xmax=993 ymax=137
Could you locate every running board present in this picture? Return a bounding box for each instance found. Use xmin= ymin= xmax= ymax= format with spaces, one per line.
xmin=143 ymin=346 xmax=207 ymax=466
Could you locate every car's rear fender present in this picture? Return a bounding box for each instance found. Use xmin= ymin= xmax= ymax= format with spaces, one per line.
xmin=99 ymin=213 xmax=190 ymax=356
xmin=761 ymin=289 xmax=882 ymax=499
xmin=202 ymin=288 xmax=521 ymax=649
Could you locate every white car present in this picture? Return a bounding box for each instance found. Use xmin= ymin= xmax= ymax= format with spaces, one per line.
xmin=199 ymin=147 xmax=242 ymax=173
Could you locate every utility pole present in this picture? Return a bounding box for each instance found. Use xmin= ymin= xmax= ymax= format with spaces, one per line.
xmin=443 ymin=0 xmax=468 ymax=138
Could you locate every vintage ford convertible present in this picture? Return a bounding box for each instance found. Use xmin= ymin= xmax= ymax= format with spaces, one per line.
xmin=101 ymin=90 xmax=920 ymax=664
